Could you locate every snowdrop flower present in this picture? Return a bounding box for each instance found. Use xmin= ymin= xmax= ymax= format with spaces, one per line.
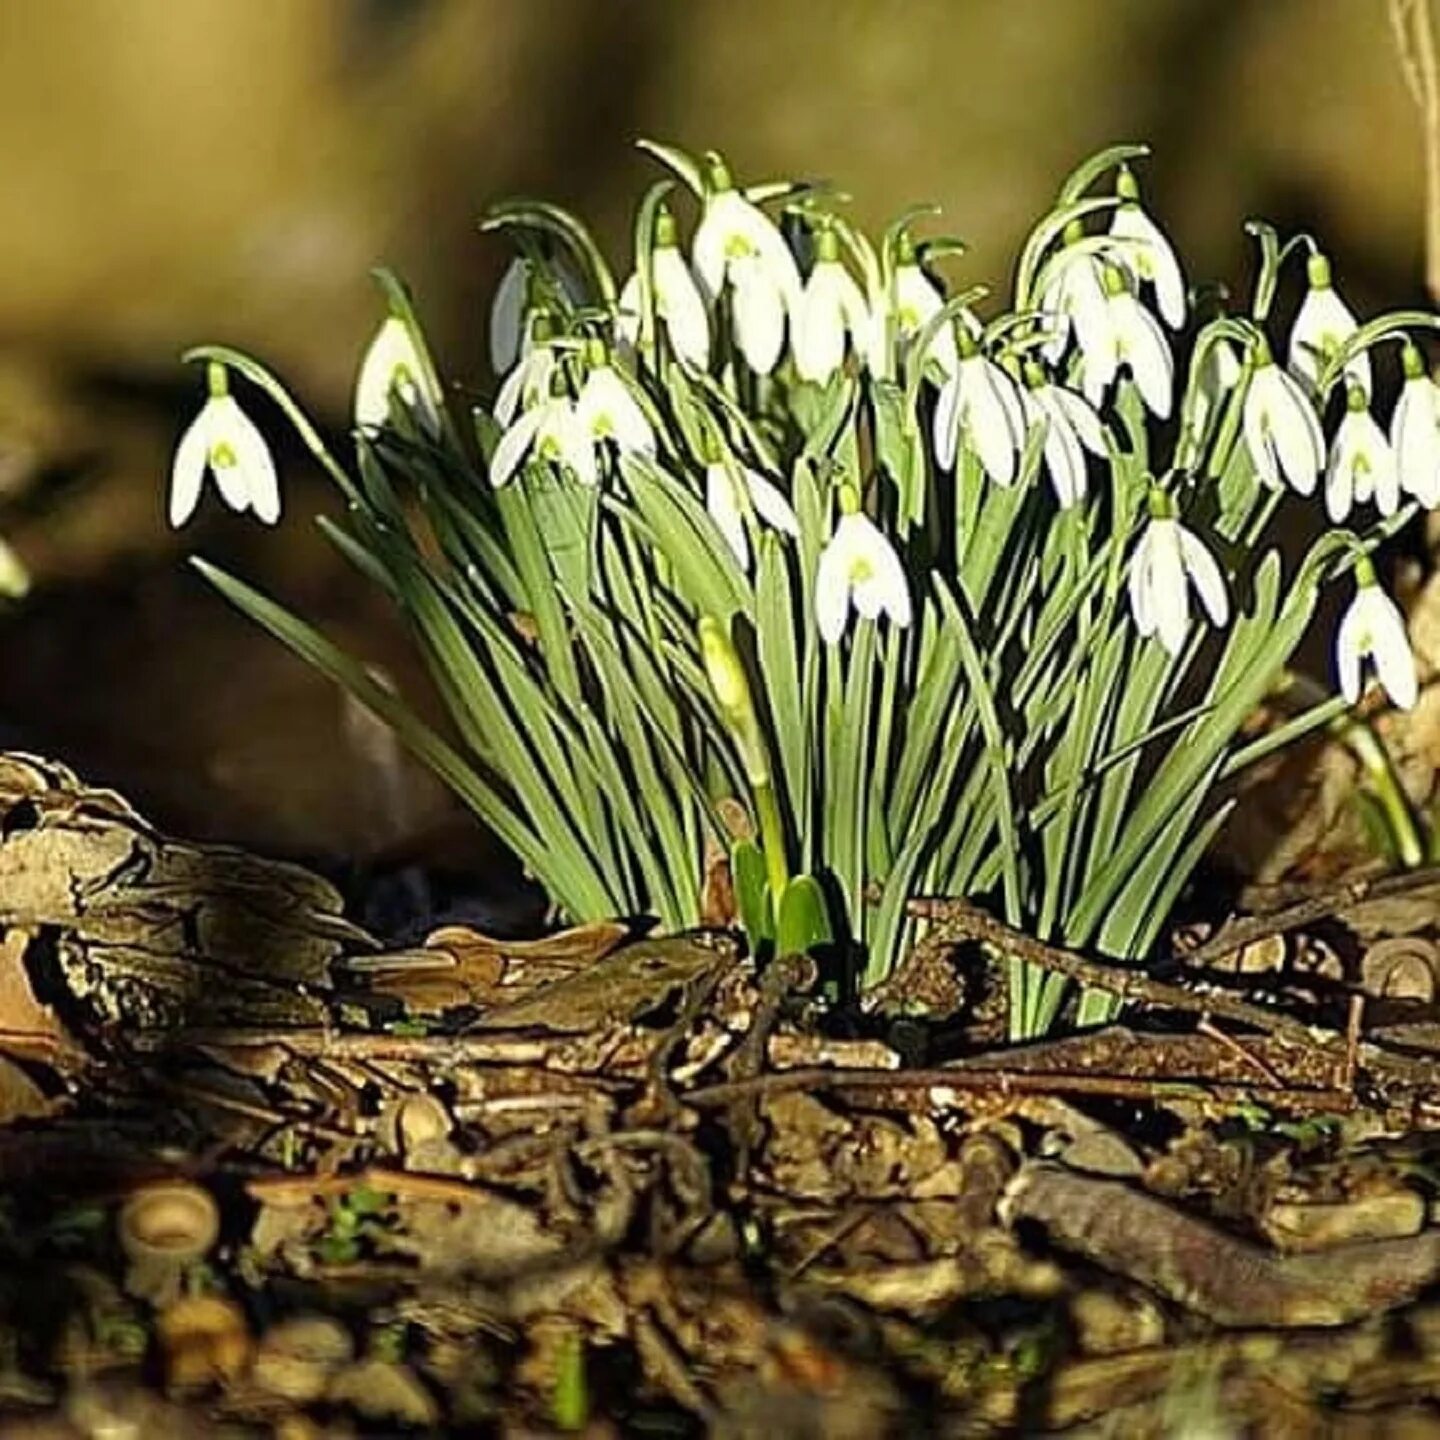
xmin=574 ymin=355 xmax=655 ymax=460
xmin=1288 ymin=251 xmax=1369 ymax=399
xmin=1325 ymin=383 xmax=1398 ymax=522
xmin=815 ymin=487 xmax=912 ymax=645
xmin=1390 ymin=343 xmax=1440 ymax=508
xmin=355 ymin=316 xmax=443 ymax=437
xmin=1127 ymin=503 xmax=1228 ymax=658
xmin=1336 ymin=559 xmax=1417 ymax=709
xmin=793 ymin=227 xmax=871 ymax=383
xmin=1021 ymin=364 xmax=1107 ymax=508
xmin=705 ymin=457 xmax=800 ymax=570
xmin=616 ymin=207 xmax=710 ymax=369
xmin=1242 ymin=341 xmax=1323 ymax=495
xmin=490 ymin=390 xmax=596 ymax=489
xmin=1109 ymin=166 xmax=1186 ymax=329
xmin=1081 ymin=267 xmax=1174 ymax=419
xmin=1036 ymin=230 xmax=1112 ymax=366
xmin=881 ymin=238 xmax=961 ymax=376
xmin=933 ymin=338 xmax=1026 ymax=484
xmin=494 ymin=318 xmax=558 ymax=427
xmin=692 ymin=155 xmax=802 ymax=375
xmin=169 ymin=365 xmax=280 ymax=528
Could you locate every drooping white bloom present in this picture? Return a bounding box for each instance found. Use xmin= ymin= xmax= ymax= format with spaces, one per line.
xmin=1021 ymin=372 xmax=1107 ymax=508
xmin=616 ymin=209 xmax=710 ymax=369
xmin=815 ymin=504 xmax=912 ymax=645
xmin=355 ymin=316 xmax=443 ymax=437
xmin=705 ymin=460 xmax=800 ymax=570
xmin=1127 ymin=512 xmax=1228 ymax=658
xmin=1242 ymin=351 xmax=1324 ymax=495
xmin=1081 ymin=269 xmax=1174 ymax=418
xmin=1337 ymin=568 xmax=1417 ymax=709
xmin=793 ymin=231 xmax=871 ymax=383
xmin=494 ymin=342 xmax=557 ymax=427
xmin=1325 ymin=384 xmax=1399 ymax=522
xmin=933 ymin=347 xmax=1026 ymax=484
xmin=574 ymin=362 xmax=655 ymax=459
xmin=169 ymin=379 xmax=280 ymax=528
xmin=692 ymin=170 xmax=802 ymax=375
xmin=1036 ymin=242 xmax=1112 ymax=366
xmin=490 ymin=396 xmax=597 ymax=488
xmin=885 ymin=258 xmax=961 ymax=376
xmin=1110 ymin=176 xmax=1186 ymax=328
xmin=1288 ymin=251 xmax=1369 ymax=398
xmin=1390 ymin=344 xmax=1440 ymax=508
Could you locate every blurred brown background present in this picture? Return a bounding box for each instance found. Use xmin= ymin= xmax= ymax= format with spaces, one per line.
xmin=0 ymin=0 xmax=1426 ymax=870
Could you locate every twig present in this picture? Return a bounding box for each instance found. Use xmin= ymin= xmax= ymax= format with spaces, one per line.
xmin=681 ymin=1064 xmax=1353 ymax=1115
xmin=902 ymin=896 xmax=1327 ymax=1048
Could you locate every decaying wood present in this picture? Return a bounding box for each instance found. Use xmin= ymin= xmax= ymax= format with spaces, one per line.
xmin=1004 ymin=1162 xmax=1440 ymax=1327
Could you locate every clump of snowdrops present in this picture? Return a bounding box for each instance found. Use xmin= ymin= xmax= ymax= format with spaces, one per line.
xmin=171 ymin=141 xmax=1440 ymax=1039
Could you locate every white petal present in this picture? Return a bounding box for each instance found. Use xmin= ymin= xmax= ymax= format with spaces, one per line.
xmin=578 ymin=367 xmax=653 ymax=455
xmin=356 ymin=317 xmax=440 ymax=435
xmin=168 ymin=407 xmax=214 ymax=529
xmin=960 ymin=359 xmax=1018 ymax=486
xmin=1044 ymin=385 xmax=1106 ymax=455
xmin=932 ymin=373 xmax=961 ymax=470
xmin=653 ymin=249 xmax=710 ymax=368
xmin=1371 ymin=594 xmax=1419 ymax=709
xmin=744 ymin=467 xmax=800 ymax=536
xmin=490 ymin=407 xmax=544 ymax=487
xmin=1177 ymin=524 xmax=1228 ymax=628
xmin=727 ymin=192 xmax=803 ymax=307
xmin=1112 ymin=206 xmax=1186 ymax=328
xmin=229 ymin=402 xmax=281 ymax=524
xmin=1336 ymin=600 xmax=1365 ymax=704
xmin=1127 ymin=527 xmax=1157 ymax=637
xmin=554 ymin=407 xmax=600 ymax=486
xmin=894 ymin=265 xmax=958 ymax=374
xmin=1114 ymin=295 xmax=1173 ymax=419
xmin=490 ymin=258 xmax=528 ymax=375
xmin=794 ymin=269 xmax=847 ymax=383
xmin=1394 ymin=380 xmax=1440 ymax=506
xmin=615 ymin=273 xmax=642 ymax=351
xmin=731 ymin=261 xmax=786 ymax=374
xmin=1254 ymin=367 xmax=1322 ymax=495
xmin=815 ymin=530 xmax=856 ymax=644
xmin=1147 ymin=522 xmax=1189 ymax=656
xmin=846 ymin=515 xmax=910 ymax=627
xmin=706 ymin=464 xmax=750 ymax=568
xmin=692 ymin=206 xmax=728 ymax=304
xmin=1324 ymin=432 xmax=1355 ymax=523
xmin=1031 ymin=393 xmax=1086 ymax=507
xmin=1288 ymin=287 xmax=1365 ymax=395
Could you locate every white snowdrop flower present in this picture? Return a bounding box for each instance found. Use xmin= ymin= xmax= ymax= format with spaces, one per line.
xmin=1036 ymin=237 xmax=1112 ymax=366
xmin=490 ymin=393 xmax=596 ymax=489
xmin=1127 ymin=508 xmax=1228 ymax=658
xmin=933 ymin=340 xmax=1026 ymax=485
xmin=1021 ymin=366 xmax=1106 ymax=508
xmin=705 ymin=459 xmax=799 ymax=570
xmin=1242 ymin=344 xmax=1324 ymax=495
xmin=1391 ymin=343 xmax=1440 ymax=508
xmin=1337 ymin=561 xmax=1417 ymax=709
xmin=575 ymin=360 xmax=655 ymax=459
xmin=814 ymin=493 xmax=912 ymax=645
xmin=169 ymin=368 xmax=280 ymax=528
xmin=494 ymin=339 xmax=557 ymax=427
xmin=616 ymin=207 xmax=710 ymax=369
xmin=489 ymin=257 xmax=529 ymax=377
xmin=1109 ymin=167 xmax=1186 ymax=328
xmin=355 ymin=316 xmax=443 ymax=437
xmin=1288 ymin=251 xmax=1369 ymax=399
xmin=793 ymin=227 xmax=872 ymax=383
xmin=885 ymin=251 xmax=961 ymax=376
xmin=1325 ymin=383 xmax=1399 ymax=522
xmin=1081 ymin=268 xmax=1174 ymax=419
xmin=692 ymin=157 xmax=801 ymax=375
